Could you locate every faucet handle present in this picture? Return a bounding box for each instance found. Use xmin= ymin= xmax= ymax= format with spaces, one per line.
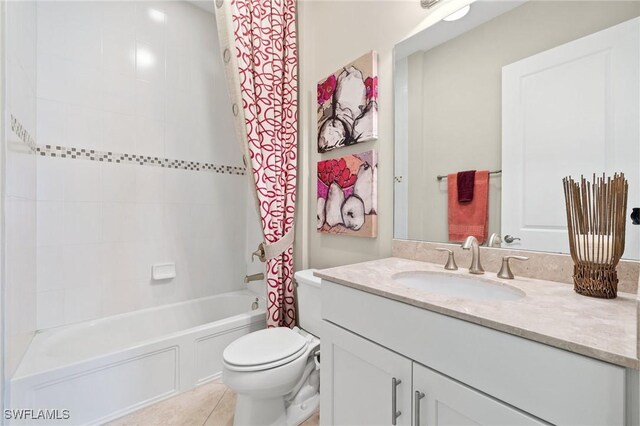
xmin=435 ymin=248 xmax=458 ymax=271
xmin=498 ymin=255 xmax=529 ymax=279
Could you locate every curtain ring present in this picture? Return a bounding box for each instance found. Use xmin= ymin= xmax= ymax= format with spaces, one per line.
xmin=232 ymin=104 xmax=239 ymax=116
xmin=215 ymin=0 xmax=223 ymax=8
xmin=223 ymin=48 xmax=231 ymax=63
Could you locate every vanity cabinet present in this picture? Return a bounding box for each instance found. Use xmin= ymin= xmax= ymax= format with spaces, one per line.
xmin=320 ymin=279 xmax=628 ymax=425
xmin=412 ymin=363 xmax=543 ymax=426
xmin=321 ymin=321 xmax=412 ymax=425
xmin=322 ymin=320 xmax=544 ymax=426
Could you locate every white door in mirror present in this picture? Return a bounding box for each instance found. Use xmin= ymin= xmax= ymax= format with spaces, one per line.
xmin=502 ymin=17 xmax=640 ymax=259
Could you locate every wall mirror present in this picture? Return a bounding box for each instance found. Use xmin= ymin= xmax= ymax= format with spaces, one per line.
xmin=394 ymin=0 xmax=640 ymax=260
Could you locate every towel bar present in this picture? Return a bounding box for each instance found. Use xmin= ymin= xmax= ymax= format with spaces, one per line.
xmin=436 ymin=170 xmax=502 ymax=181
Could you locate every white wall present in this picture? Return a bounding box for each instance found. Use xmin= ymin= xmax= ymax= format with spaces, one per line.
xmin=35 ymin=1 xmax=248 ymax=329
xmin=298 ymin=0 xmax=467 ymax=269
xmin=4 ymin=0 xmax=37 ymax=378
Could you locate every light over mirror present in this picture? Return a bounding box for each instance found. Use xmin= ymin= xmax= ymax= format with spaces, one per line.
xmin=394 ymin=0 xmax=640 ymax=260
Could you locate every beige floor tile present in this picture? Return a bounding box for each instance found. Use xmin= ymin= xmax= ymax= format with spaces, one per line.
xmin=106 ymin=381 xmax=227 ymax=426
xmin=203 ymin=389 xmax=236 ymax=426
xmin=107 ymin=382 xmax=320 ymax=426
xmin=300 ymin=411 xmax=320 ymax=426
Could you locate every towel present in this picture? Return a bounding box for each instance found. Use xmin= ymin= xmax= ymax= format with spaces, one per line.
xmin=448 ymin=170 xmax=489 ymax=243
xmin=457 ymin=170 xmax=476 ymax=203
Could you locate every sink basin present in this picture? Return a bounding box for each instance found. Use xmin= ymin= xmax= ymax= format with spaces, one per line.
xmin=391 ymin=271 xmax=525 ymax=301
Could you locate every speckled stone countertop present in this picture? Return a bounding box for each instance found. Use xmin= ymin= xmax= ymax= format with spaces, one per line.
xmin=315 ymin=257 xmax=638 ymax=369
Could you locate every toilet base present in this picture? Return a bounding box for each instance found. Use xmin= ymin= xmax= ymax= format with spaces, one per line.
xmin=286 ymin=392 xmax=319 ymax=426
xmin=234 ymin=394 xmax=286 ymax=426
xmin=232 ymin=380 xmax=320 ymax=426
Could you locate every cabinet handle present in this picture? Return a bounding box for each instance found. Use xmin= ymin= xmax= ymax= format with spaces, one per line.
xmin=391 ymin=377 xmax=402 ymax=425
xmin=414 ymin=391 xmax=425 ymax=425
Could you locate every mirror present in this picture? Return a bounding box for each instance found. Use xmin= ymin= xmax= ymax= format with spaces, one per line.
xmin=394 ymin=0 xmax=640 ymax=259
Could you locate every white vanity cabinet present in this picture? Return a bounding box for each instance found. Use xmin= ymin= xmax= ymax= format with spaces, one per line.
xmin=320 ymin=279 xmax=629 ymax=425
xmin=322 ymin=320 xmax=545 ymax=426
xmin=412 ymin=363 xmax=544 ymax=426
xmin=321 ymin=321 xmax=412 ymax=425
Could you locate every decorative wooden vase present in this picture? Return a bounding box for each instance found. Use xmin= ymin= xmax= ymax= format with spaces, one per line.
xmin=562 ymin=174 xmax=628 ymax=299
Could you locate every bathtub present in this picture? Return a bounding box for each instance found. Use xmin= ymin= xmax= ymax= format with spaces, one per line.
xmin=9 ymin=290 xmax=266 ymax=425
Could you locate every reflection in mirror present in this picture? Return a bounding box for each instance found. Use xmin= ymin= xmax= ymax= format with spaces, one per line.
xmin=394 ymin=0 xmax=640 ymax=259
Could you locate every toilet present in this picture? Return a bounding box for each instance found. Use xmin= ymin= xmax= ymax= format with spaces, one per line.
xmin=223 ymin=269 xmax=321 ymax=426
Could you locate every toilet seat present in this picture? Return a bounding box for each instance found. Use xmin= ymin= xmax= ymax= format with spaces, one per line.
xmin=223 ymin=328 xmax=310 ymax=372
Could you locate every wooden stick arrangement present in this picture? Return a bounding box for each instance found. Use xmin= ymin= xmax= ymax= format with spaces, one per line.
xmin=563 ymin=173 xmax=628 ymax=299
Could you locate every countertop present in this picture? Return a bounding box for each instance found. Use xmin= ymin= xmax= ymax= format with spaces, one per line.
xmin=315 ymin=257 xmax=638 ymax=369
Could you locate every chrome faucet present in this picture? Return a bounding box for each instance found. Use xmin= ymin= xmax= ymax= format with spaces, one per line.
xmin=461 ymin=236 xmax=484 ymax=274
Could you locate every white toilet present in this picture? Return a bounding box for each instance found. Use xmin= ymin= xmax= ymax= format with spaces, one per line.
xmin=223 ymin=269 xmax=321 ymax=426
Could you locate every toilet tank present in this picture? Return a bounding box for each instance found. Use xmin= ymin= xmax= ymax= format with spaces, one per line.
xmin=295 ymin=269 xmax=322 ymax=337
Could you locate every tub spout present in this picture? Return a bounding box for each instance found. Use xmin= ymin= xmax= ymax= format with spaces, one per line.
xmin=244 ymin=273 xmax=265 ymax=283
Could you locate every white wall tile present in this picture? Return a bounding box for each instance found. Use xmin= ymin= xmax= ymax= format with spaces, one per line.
xmin=101 ymin=242 xmax=137 ymax=284
xmin=101 ymin=163 xmax=137 ymax=203
xmin=34 ymin=1 xmax=249 ymax=331
xmin=135 ymin=80 xmax=165 ymax=121
xmin=135 ymin=167 xmax=164 ymax=203
xmin=101 ymin=280 xmax=140 ymax=317
xmin=37 ymin=54 xmax=68 ymax=102
xmin=63 ymin=244 xmax=104 ymax=291
xmin=6 ymin=1 xmax=38 ymax=375
xmin=64 ymin=160 xmax=102 ymax=202
xmin=134 ymin=117 xmax=164 ymax=157
xmin=37 ymin=13 xmax=67 ymax=59
xmin=66 ymin=105 xmax=104 ymax=150
xmin=102 ymin=72 xmax=136 ymax=116
xmin=135 ymin=40 xmax=165 ymax=84
xmin=102 ymin=2 xmax=137 ymax=34
xmin=37 ymin=99 xmax=67 ymax=147
xmin=65 ymin=23 xmax=102 ymax=69
xmin=135 ymin=203 xmax=164 ymax=243
xmin=103 ymin=111 xmax=136 ymax=153
xmin=103 ymin=32 xmax=136 ymax=80
xmin=65 ymin=284 xmax=102 ymax=324
xmin=37 ymin=290 xmax=65 ymax=330
xmin=66 ymin=63 xmax=103 ymax=110
xmin=64 ymin=202 xmax=102 ymax=245
xmin=102 ymin=202 xmax=136 ymax=243
xmin=37 ymin=201 xmax=65 ymax=247
xmin=135 ymin=2 xmax=167 ymax=45
xmin=37 ymin=246 xmax=65 ymax=293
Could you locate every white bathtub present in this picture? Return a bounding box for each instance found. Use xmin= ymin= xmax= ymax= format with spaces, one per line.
xmin=9 ymin=290 xmax=266 ymax=425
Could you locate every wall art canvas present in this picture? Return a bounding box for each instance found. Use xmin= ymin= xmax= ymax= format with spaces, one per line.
xmin=317 ymin=150 xmax=378 ymax=238
xmin=317 ymin=51 xmax=378 ymax=153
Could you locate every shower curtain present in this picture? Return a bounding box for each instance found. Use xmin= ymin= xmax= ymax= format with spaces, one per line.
xmin=215 ymin=0 xmax=298 ymax=328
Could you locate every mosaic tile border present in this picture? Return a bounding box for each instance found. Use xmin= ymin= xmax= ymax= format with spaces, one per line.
xmin=10 ymin=114 xmax=246 ymax=176
xmin=10 ymin=114 xmax=37 ymax=152
xmin=36 ymin=145 xmax=246 ymax=175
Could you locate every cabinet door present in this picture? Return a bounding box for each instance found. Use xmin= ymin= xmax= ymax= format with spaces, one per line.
xmin=320 ymin=321 xmax=412 ymax=426
xmin=413 ymin=363 xmax=545 ymax=426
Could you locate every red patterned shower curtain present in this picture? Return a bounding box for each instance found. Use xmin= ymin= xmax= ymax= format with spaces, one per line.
xmin=216 ymin=0 xmax=298 ymax=328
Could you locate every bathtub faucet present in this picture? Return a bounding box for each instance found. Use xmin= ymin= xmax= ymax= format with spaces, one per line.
xmin=244 ymin=273 xmax=265 ymax=283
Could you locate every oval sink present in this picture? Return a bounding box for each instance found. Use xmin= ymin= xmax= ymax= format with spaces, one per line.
xmin=391 ymin=271 xmax=525 ymax=301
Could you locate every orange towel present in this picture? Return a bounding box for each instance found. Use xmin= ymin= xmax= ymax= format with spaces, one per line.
xmin=448 ymin=170 xmax=489 ymax=243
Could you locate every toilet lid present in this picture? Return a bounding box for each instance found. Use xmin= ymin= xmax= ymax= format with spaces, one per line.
xmin=223 ymin=328 xmax=308 ymax=369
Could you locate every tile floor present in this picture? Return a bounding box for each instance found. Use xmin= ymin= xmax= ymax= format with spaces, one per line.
xmin=106 ymin=379 xmax=320 ymax=426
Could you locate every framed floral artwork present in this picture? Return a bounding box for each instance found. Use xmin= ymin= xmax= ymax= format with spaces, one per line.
xmin=317 ymin=51 xmax=378 ymax=153
xmin=317 ymin=150 xmax=377 ymax=238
